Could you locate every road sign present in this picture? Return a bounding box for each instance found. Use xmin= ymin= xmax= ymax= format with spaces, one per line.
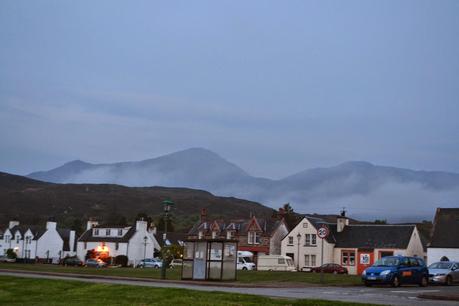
xmin=317 ymin=225 xmax=329 ymax=239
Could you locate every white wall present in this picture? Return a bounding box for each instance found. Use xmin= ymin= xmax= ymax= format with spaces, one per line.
xmin=76 ymin=241 xmax=129 ymax=261
xmin=427 ymin=248 xmax=459 ymax=265
xmin=269 ymin=222 xmax=289 ymax=255
xmin=36 ymin=228 xmax=64 ymax=259
xmin=405 ymin=227 xmax=426 ymax=259
xmin=281 ymin=217 xmax=334 ymax=269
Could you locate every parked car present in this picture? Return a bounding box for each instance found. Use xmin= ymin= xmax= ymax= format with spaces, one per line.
xmin=0 ymin=255 xmax=16 ymax=263
xmin=169 ymin=259 xmax=183 ymax=269
xmin=428 ymin=261 xmax=459 ymax=285
xmin=137 ymin=258 xmax=162 ymax=269
xmin=311 ymin=264 xmax=348 ymax=274
xmin=85 ymin=258 xmax=107 ymax=268
xmin=257 ymin=255 xmax=296 ymax=271
xmin=362 ymin=256 xmax=429 ymax=287
xmin=63 ymin=256 xmax=83 ymax=267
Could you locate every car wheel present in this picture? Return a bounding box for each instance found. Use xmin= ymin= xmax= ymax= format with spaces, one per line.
xmin=391 ymin=276 xmax=400 ymax=287
xmin=446 ymin=276 xmax=453 ymax=286
xmin=154 ymin=265 xmax=159 ymax=269
xmin=242 ymin=267 xmax=248 ymax=271
xmin=419 ymin=276 xmax=428 ymax=287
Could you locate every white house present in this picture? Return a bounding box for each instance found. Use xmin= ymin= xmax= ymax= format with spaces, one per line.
xmin=76 ymin=219 xmax=161 ymax=266
xmin=427 ymin=208 xmax=459 ymax=265
xmin=0 ymin=220 xmax=76 ymax=261
xmin=281 ymin=213 xmax=425 ymax=275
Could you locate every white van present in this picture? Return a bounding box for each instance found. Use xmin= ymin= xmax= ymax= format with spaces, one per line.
xmin=257 ymin=255 xmax=296 ymax=271
xmin=237 ymin=251 xmax=256 ymax=270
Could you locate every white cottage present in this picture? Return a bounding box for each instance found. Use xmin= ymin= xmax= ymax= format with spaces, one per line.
xmin=0 ymin=220 xmax=76 ymax=261
xmin=281 ymin=213 xmax=425 ymax=275
xmin=427 ymin=208 xmax=459 ymax=265
xmin=76 ymin=220 xmax=161 ymax=266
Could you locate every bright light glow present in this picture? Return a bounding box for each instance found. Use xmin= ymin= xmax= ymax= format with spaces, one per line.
xmin=96 ymin=245 xmax=109 ymax=253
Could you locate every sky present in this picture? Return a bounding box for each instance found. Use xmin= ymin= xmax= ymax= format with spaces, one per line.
xmin=1 ymin=0 xmax=458 ymax=179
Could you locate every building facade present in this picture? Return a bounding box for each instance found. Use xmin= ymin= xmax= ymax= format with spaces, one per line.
xmin=427 ymin=208 xmax=459 ymax=265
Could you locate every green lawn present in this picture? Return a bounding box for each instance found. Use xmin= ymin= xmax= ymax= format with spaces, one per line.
xmin=0 ymin=275 xmax=375 ymax=306
xmin=0 ymin=263 xmax=362 ymax=286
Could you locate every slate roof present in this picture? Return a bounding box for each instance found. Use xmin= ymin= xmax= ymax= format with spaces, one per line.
xmin=78 ymin=226 xmax=136 ymax=243
xmin=429 ymin=208 xmax=459 ymax=248
xmin=188 ymin=217 xmax=283 ymax=237
xmin=334 ymin=225 xmax=415 ymax=249
xmin=58 ymin=229 xmax=72 ymax=251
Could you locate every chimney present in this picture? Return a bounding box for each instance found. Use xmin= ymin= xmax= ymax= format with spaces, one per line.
xmin=200 ymin=208 xmax=207 ymax=223
xmin=69 ymin=230 xmax=76 ymax=252
xmin=8 ymin=221 xmax=19 ymax=229
xmin=86 ymin=219 xmax=99 ymax=230
xmin=46 ymin=221 xmax=57 ymax=230
xmin=336 ymin=209 xmax=349 ymax=233
xmin=136 ymin=220 xmax=148 ymax=232
xmin=278 ymin=208 xmax=286 ymax=220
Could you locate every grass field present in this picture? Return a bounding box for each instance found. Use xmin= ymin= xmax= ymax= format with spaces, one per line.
xmin=0 ymin=275 xmax=375 ymax=306
xmin=0 ymin=263 xmax=362 ymax=286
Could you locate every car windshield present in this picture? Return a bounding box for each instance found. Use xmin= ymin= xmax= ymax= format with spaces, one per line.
xmin=373 ymin=257 xmax=400 ymax=267
xmin=429 ymin=262 xmax=452 ymax=269
xmin=242 ymin=257 xmax=253 ymax=263
xmin=286 ymin=259 xmax=294 ymax=266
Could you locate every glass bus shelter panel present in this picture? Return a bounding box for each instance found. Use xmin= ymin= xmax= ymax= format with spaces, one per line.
xmin=222 ymin=242 xmax=237 ymax=280
xmin=193 ymin=241 xmax=207 ymax=280
xmin=208 ymin=242 xmax=223 ymax=280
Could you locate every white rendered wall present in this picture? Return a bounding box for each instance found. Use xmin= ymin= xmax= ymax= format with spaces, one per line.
xmin=427 ymin=248 xmax=459 ymax=265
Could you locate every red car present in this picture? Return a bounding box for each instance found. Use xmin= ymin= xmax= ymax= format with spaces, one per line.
xmin=311 ymin=263 xmax=348 ymax=274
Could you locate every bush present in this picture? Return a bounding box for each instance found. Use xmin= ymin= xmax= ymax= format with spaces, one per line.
xmin=115 ymin=255 xmax=128 ymax=267
xmin=6 ymin=249 xmax=17 ymax=259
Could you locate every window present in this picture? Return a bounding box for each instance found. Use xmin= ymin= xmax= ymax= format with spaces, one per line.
xmin=5 ymin=235 xmax=10 ymax=243
xmin=304 ymin=254 xmax=310 ymax=266
xmin=311 ymin=255 xmax=316 ymax=266
xmin=311 ymin=234 xmax=317 ymax=245
xmin=118 ymin=229 xmax=123 ymax=236
xmin=288 ymin=236 xmax=294 ymax=245
xmin=255 ymin=233 xmax=261 ymax=244
xmin=212 ymin=231 xmax=217 ymax=239
xmin=84 ymin=242 xmax=87 ymax=249
xmin=305 ymin=234 xmax=310 ymax=246
xmin=94 ymin=229 xmax=99 ymax=236
xmin=198 ymin=231 xmax=203 ymax=239
xmin=303 ymin=223 xmax=308 ymax=228
xmin=106 ymin=229 xmax=111 ymax=236
xmin=227 ymin=231 xmax=234 ymax=240
xmin=115 ymin=243 xmax=119 ymax=250
xmin=248 ymin=232 xmax=254 ymax=244
xmin=16 ymin=235 xmax=20 ymax=243
xmin=342 ymin=250 xmax=356 ymax=266
xmin=278 ymin=258 xmax=285 ymax=264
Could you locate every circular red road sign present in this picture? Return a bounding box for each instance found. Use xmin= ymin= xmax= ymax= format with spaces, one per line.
xmin=317 ymin=225 xmax=329 ymax=239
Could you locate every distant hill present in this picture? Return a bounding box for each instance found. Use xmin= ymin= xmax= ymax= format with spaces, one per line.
xmin=0 ymin=171 xmax=275 ymax=233
xmin=27 ymin=148 xmax=459 ymax=221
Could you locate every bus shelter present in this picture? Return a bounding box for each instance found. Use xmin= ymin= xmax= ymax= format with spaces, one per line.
xmin=182 ymin=239 xmax=238 ymax=281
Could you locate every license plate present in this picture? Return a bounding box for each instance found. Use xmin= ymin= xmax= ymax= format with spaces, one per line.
xmin=367 ymin=276 xmax=376 ymax=280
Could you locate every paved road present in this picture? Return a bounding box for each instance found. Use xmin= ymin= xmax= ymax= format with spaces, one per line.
xmin=1 ymin=271 xmax=458 ymax=306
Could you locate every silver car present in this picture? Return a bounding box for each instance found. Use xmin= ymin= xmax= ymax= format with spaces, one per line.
xmin=428 ymin=261 xmax=459 ymax=285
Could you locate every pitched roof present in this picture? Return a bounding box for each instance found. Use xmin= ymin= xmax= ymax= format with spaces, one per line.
xmin=334 ymin=225 xmax=415 ymax=249
xmin=78 ymin=226 xmax=136 ymax=243
xmin=58 ymin=229 xmax=72 ymax=251
xmin=429 ymin=208 xmax=459 ymax=248
xmin=188 ymin=217 xmax=281 ymax=236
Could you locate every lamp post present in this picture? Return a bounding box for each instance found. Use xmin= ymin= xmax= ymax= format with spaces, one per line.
xmin=161 ymin=199 xmax=174 ymax=280
xmin=296 ymin=233 xmax=301 ymax=271
xmin=143 ymin=236 xmax=148 ymax=263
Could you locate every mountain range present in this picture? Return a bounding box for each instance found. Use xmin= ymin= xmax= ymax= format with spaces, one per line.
xmin=28 ymin=148 xmax=459 ymax=221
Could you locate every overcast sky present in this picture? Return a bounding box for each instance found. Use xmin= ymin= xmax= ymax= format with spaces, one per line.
xmin=1 ymin=0 xmax=458 ymax=179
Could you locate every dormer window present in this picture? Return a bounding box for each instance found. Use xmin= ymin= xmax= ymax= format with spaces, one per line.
xmin=211 ymin=231 xmax=217 ymax=239
xmin=118 ymin=229 xmax=123 ymax=236
xmin=198 ymin=231 xmax=203 ymax=239
xmin=94 ymin=229 xmax=99 ymax=236
xmin=226 ymin=231 xmax=234 ymax=240
xmin=248 ymin=232 xmax=259 ymax=244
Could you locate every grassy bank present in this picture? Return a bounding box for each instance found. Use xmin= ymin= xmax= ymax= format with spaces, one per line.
xmin=0 ymin=275 xmax=374 ymax=306
xmin=0 ymin=263 xmax=362 ymax=286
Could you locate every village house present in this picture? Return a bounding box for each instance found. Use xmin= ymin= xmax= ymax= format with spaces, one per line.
xmin=187 ymin=209 xmax=289 ymax=261
xmin=427 ymin=208 xmax=459 ymax=265
xmin=281 ymin=212 xmax=425 ymax=275
xmin=76 ymin=219 xmax=161 ymax=266
xmin=0 ymin=220 xmax=76 ymax=261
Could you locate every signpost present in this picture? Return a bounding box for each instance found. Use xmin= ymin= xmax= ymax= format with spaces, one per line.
xmin=317 ymin=224 xmax=329 ymax=283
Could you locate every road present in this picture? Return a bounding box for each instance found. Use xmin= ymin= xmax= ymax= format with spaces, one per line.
xmin=0 ymin=271 xmax=458 ymax=306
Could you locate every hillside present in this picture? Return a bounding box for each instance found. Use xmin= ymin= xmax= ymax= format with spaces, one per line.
xmin=0 ymin=172 xmax=275 ymax=233
xmin=26 ymin=148 xmax=459 ymax=221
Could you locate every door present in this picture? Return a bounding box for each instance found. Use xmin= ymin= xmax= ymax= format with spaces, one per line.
xmin=357 ymin=250 xmax=374 ymax=275
xmin=193 ymin=242 xmax=207 ymax=280
xmin=398 ymin=257 xmax=414 ymax=283
xmin=452 ymin=263 xmax=459 ymax=282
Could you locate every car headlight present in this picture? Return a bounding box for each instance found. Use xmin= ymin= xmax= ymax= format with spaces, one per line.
xmin=380 ymin=270 xmax=392 ymax=276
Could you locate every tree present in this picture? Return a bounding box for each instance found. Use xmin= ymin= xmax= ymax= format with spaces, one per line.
xmin=155 ymin=216 xmax=175 ymax=232
xmin=159 ymin=244 xmax=183 ymax=263
xmin=374 ymin=219 xmax=387 ymax=224
xmin=276 ymin=203 xmax=300 ymax=230
xmin=6 ymin=249 xmax=17 ymax=259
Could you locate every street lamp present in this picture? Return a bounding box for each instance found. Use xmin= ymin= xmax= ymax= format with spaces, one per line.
xmin=296 ymin=233 xmax=301 ymax=271
xmin=161 ymin=199 xmax=174 ymax=280
xmin=143 ymin=236 xmax=148 ymax=263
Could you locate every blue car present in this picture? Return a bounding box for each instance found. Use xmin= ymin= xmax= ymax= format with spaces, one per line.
xmin=362 ymin=256 xmax=429 ymax=287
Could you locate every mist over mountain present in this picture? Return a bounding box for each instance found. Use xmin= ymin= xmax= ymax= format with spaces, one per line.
xmin=28 ymin=148 xmax=459 ymax=221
